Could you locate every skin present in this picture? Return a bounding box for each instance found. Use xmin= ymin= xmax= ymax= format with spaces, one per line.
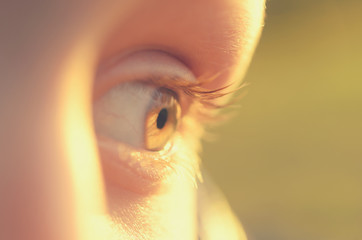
xmin=0 ymin=0 xmax=265 ymax=240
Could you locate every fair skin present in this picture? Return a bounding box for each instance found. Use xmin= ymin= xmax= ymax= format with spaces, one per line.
xmin=0 ymin=0 xmax=265 ymax=240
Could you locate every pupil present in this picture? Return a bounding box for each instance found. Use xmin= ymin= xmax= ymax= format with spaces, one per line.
xmin=157 ymin=108 xmax=168 ymax=129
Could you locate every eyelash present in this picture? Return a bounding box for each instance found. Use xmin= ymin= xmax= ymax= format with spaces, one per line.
xmin=140 ymin=74 xmax=247 ymax=124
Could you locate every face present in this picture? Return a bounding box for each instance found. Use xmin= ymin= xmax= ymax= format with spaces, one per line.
xmin=0 ymin=0 xmax=265 ymax=240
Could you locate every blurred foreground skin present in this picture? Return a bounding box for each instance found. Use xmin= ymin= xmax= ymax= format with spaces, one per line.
xmin=0 ymin=0 xmax=265 ymax=240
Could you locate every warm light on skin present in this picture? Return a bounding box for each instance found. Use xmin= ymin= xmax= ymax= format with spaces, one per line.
xmin=0 ymin=0 xmax=265 ymax=239
xmin=59 ymin=41 xmax=109 ymax=240
xmin=198 ymin=174 xmax=249 ymax=240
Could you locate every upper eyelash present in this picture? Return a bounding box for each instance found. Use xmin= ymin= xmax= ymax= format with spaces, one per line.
xmin=142 ymin=74 xmax=248 ymax=123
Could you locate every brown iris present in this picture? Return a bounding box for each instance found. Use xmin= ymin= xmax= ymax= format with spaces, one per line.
xmin=145 ymin=89 xmax=180 ymax=151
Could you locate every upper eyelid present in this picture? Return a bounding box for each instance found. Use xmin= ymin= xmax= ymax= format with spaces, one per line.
xmin=95 ymin=49 xmax=195 ymax=84
xmin=96 ymin=48 xmax=192 ymax=75
xmin=92 ymin=50 xmax=195 ymax=99
xmin=93 ymin=49 xmax=234 ymax=123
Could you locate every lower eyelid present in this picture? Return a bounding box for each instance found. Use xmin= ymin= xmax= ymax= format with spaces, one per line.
xmin=97 ymin=134 xmax=177 ymax=193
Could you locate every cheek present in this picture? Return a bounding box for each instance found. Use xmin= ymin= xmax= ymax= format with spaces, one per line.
xmin=102 ymin=127 xmax=201 ymax=240
xmin=104 ymin=173 xmax=198 ymax=240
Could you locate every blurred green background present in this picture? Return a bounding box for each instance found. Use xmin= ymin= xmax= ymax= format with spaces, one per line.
xmin=202 ymin=0 xmax=362 ymax=239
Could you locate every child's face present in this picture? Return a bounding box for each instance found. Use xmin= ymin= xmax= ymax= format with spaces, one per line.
xmin=0 ymin=0 xmax=265 ymax=239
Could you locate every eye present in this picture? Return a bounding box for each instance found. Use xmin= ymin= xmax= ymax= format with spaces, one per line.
xmin=93 ymin=81 xmax=181 ymax=151
xmin=145 ymin=87 xmax=181 ymax=151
